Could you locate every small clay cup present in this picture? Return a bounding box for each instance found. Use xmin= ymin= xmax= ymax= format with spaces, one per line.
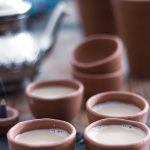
xmin=112 ymin=0 xmax=150 ymax=78
xmin=72 ymin=35 xmax=123 ymax=74
xmin=86 ymin=91 xmax=149 ymax=123
xmin=77 ymin=0 xmax=116 ymax=36
xmin=26 ymin=80 xmax=84 ymax=121
xmin=0 ymin=106 xmax=19 ymax=135
xmin=73 ymin=69 xmax=123 ymax=99
xmin=7 ymin=118 xmax=76 ymax=150
xmin=84 ymin=118 xmax=150 ymax=150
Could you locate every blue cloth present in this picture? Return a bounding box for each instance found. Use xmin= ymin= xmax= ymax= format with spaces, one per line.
xmin=27 ymin=0 xmax=61 ymax=16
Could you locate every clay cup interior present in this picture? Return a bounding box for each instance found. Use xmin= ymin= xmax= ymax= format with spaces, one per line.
xmin=0 ymin=106 xmax=19 ymax=135
xmin=26 ymin=80 xmax=84 ymax=121
xmin=72 ymin=35 xmax=123 ymax=74
xmin=84 ymin=118 xmax=150 ymax=150
xmin=86 ymin=91 xmax=149 ymax=123
xmin=7 ymin=119 xmax=76 ymax=150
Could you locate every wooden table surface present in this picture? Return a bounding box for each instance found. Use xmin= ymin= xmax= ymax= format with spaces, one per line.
xmin=2 ymin=2 xmax=150 ymax=149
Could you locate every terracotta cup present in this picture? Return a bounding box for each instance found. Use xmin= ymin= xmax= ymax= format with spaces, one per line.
xmin=0 ymin=106 xmax=19 ymax=135
xmin=26 ymin=80 xmax=84 ymax=122
xmin=71 ymin=35 xmax=123 ymax=74
xmin=112 ymin=0 xmax=150 ymax=78
xmin=86 ymin=91 xmax=149 ymax=123
xmin=84 ymin=118 xmax=150 ymax=150
xmin=73 ymin=69 xmax=123 ymax=99
xmin=7 ymin=118 xmax=76 ymax=150
xmin=76 ymin=0 xmax=116 ymax=36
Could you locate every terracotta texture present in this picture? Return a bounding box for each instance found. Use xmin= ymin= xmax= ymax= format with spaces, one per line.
xmin=0 ymin=106 xmax=19 ymax=135
xmin=7 ymin=118 xmax=76 ymax=150
xmin=112 ymin=0 xmax=150 ymax=78
xmin=84 ymin=118 xmax=150 ymax=150
xmin=26 ymin=80 xmax=84 ymax=121
xmin=72 ymin=35 xmax=123 ymax=74
xmin=77 ymin=0 xmax=116 ymax=36
xmin=72 ymin=35 xmax=124 ymax=99
xmin=86 ymin=91 xmax=149 ymax=123
xmin=73 ymin=69 xmax=123 ymax=99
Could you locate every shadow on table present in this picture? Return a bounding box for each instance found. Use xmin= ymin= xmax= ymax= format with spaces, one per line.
xmin=0 ymin=135 xmax=9 ymax=150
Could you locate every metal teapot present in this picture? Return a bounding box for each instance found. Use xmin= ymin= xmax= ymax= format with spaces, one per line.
xmin=0 ymin=0 xmax=67 ymax=94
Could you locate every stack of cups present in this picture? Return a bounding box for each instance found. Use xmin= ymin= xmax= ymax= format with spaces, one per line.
xmin=111 ymin=0 xmax=150 ymax=78
xmin=71 ymin=35 xmax=124 ymax=99
xmin=76 ymin=0 xmax=116 ymax=36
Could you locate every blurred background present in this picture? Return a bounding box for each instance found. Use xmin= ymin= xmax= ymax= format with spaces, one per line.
xmin=0 ymin=0 xmax=150 ymax=127
xmin=1 ymin=0 xmax=150 ymax=149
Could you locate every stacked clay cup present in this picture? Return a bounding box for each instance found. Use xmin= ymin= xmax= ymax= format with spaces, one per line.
xmin=72 ymin=35 xmax=124 ymax=99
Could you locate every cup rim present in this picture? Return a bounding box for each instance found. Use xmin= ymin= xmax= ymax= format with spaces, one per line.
xmin=0 ymin=106 xmax=19 ymax=123
xmin=84 ymin=118 xmax=150 ymax=148
xmin=7 ymin=118 xmax=76 ymax=148
xmin=26 ymin=79 xmax=84 ymax=101
xmin=73 ymin=68 xmax=123 ymax=79
xmin=72 ymin=35 xmax=123 ymax=68
xmin=86 ymin=91 xmax=149 ymax=119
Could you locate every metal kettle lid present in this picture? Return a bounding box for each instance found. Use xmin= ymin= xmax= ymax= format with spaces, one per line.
xmin=0 ymin=0 xmax=31 ymax=20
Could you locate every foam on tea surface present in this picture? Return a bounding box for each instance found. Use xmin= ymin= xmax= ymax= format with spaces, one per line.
xmin=31 ymin=86 xmax=76 ymax=99
xmin=88 ymin=125 xmax=146 ymax=145
xmin=15 ymin=129 xmax=70 ymax=146
xmin=93 ymin=101 xmax=141 ymax=116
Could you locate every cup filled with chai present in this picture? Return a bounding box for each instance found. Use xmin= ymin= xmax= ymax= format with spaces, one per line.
xmin=0 ymin=99 xmax=19 ymax=135
xmin=84 ymin=118 xmax=150 ymax=150
xmin=7 ymin=118 xmax=76 ymax=150
xmin=26 ymin=79 xmax=84 ymax=122
xmin=86 ymin=91 xmax=149 ymax=123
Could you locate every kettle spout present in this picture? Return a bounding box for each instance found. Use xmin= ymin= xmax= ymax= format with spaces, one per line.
xmin=39 ymin=1 xmax=68 ymax=52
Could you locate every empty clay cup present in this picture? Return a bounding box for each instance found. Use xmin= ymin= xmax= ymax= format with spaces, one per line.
xmin=0 ymin=106 xmax=19 ymax=135
xmin=86 ymin=91 xmax=149 ymax=123
xmin=77 ymin=0 xmax=116 ymax=36
xmin=72 ymin=35 xmax=123 ymax=74
xmin=26 ymin=80 xmax=84 ymax=122
xmin=112 ymin=0 xmax=150 ymax=78
xmin=73 ymin=69 xmax=123 ymax=99
xmin=84 ymin=118 xmax=150 ymax=150
xmin=7 ymin=118 xmax=76 ymax=150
